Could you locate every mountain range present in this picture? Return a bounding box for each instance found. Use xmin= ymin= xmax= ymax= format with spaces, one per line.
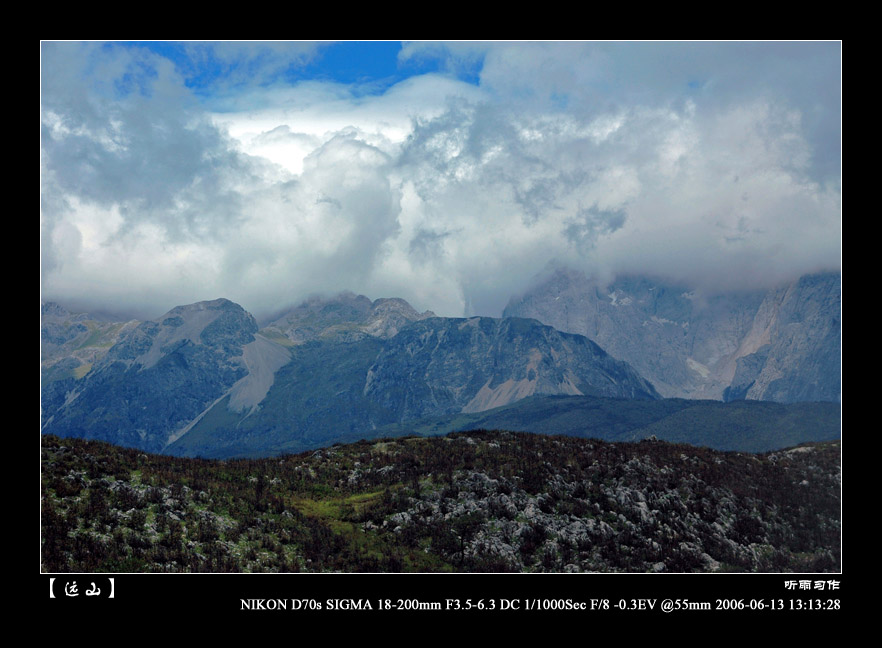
xmin=40 ymin=271 xmax=841 ymax=459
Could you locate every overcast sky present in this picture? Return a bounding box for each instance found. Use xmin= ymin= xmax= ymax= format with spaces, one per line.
xmin=40 ymin=41 xmax=841 ymax=320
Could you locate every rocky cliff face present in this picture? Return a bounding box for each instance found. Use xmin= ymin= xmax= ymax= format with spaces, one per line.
xmin=363 ymin=316 xmax=660 ymax=421
xmin=722 ymin=273 xmax=842 ymax=402
xmin=261 ymin=291 xmax=436 ymax=344
xmin=504 ymin=270 xmax=841 ymax=403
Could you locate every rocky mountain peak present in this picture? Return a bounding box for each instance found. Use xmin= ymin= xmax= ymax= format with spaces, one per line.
xmin=362 ymin=315 xmax=659 ymax=422
xmin=261 ymin=291 xmax=435 ymax=344
xmin=41 ymin=301 xmax=70 ymax=319
xmin=42 ymin=297 xmax=266 ymax=453
xmin=371 ymin=296 xmax=434 ymax=317
xmin=106 ymin=298 xmax=257 ymax=370
xmin=164 ymin=297 xmax=245 ymax=316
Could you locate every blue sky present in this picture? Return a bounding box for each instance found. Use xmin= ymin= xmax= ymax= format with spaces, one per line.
xmin=41 ymin=41 xmax=841 ymax=319
xmin=113 ymin=41 xmax=484 ymax=101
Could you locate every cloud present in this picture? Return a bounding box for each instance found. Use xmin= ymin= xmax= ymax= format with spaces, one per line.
xmin=41 ymin=41 xmax=841 ymax=320
xmin=41 ymin=43 xmax=247 ymax=237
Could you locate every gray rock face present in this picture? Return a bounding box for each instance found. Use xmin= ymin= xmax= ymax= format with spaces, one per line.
xmin=722 ymin=273 xmax=842 ymax=403
xmin=261 ymin=291 xmax=436 ymax=344
xmin=363 ymin=316 xmax=660 ymax=421
xmin=104 ymin=299 xmax=258 ymax=368
xmin=504 ymin=269 xmax=841 ymax=402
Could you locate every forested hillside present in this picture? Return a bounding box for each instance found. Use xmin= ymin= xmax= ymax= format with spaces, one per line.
xmin=42 ymin=431 xmax=840 ymax=573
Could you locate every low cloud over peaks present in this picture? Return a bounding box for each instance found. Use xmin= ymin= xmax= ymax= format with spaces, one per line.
xmin=41 ymin=41 xmax=841 ymax=319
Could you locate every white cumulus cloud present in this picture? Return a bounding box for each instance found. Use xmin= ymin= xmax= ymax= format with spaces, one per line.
xmin=41 ymin=41 xmax=841 ymax=320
